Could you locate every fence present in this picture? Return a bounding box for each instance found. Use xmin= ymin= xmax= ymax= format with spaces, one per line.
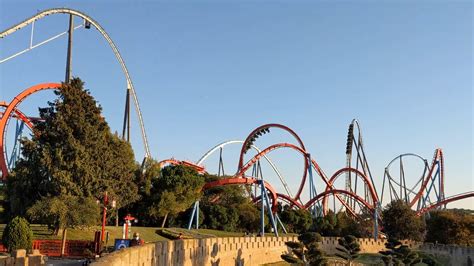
xmin=0 ymin=240 xmax=94 ymax=257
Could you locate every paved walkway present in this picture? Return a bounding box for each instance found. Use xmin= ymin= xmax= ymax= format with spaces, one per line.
xmin=46 ymin=258 xmax=90 ymax=266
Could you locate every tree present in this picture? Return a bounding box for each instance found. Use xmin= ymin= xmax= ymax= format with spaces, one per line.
xmin=236 ymin=201 xmax=261 ymax=232
xmin=312 ymin=210 xmax=338 ymax=236
xmin=167 ymin=206 xmax=205 ymax=228
xmin=27 ymin=195 xmax=99 ymax=256
xmin=336 ymin=235 xmax=360 ymax=265
xmin=281 ymin=232 xmax=327 ymax=265
xmin=201 ymin=204 xmax=239 ymax=231
xmin=381 ymin=200 xmax=425 ymax=241
xmin=2 ymin=216 xmax=33 ymax=253
xmin=0 ymin=186 xmax=8 ymax=223
xmin=200 ymin=175 xmax=262 ymax=233
xmin=137 ymin=158 xmax=161 ymax=196
xmin=7 ymin=78 xmax=139 ymax=219
xmin=425 ymin=210 xmax=473 ymax=246
xmin=279 ymin=205 xmax=312 ymax=233
xmin=148 ymin=165 xmax=205 ymax=227
xmin=338 ymin=211 xmax=374 ymax=238
xmin=125 ymin=159 xmax=161 ymax=226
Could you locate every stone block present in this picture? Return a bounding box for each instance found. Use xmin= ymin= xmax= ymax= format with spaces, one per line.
xmin=3 ymin=257 xmax=14 ymax=266
xmin=30 ymin=250 xmax=41 ymax=256
xmin=13 ymin=249 xmax=26 ymax=258
xmin=27 ymin=255 xmax=44 ymax=266
xmin=15 ymin=257 xmax=26 ymax=266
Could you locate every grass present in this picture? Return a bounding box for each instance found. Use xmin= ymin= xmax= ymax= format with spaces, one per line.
xmin=0 ymin=224 xmax=167 ymax=245
xmin=262 ymin=262 xmax=290 ymax=266
xmin=159 ymin=227 xmax=297 ymax=239
xmin=263 ymin=254 xmax=383 ymax=266
xmin=355 ymin=253 xmax=384 ymax=265
xmin=0 ymin=224 xmax=295 ymax=244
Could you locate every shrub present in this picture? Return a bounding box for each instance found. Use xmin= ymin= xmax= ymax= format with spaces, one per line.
xmin=2 ymin=216 xmax=33 ymax=252
xmin=379 ymin=238 xmax=420 ymax=265
xmin=282 ymin=232 xmax=326 ymax=265
xmin=336 ymin=235 xmax=361 ymax=263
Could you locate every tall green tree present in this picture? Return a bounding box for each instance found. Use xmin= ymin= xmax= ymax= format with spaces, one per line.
xmin=7 ymin=78 xmax=138 ymax=221
xmin=279 ymin=205 xmax=312 ymax=234
xmin=148 ymin=165 xmax=205 ymax=227
xmin=125 ymin=159 xmax=161 ymax=226
xmin=200 ymin=175 xmax=262 ymax=232
xmin=381 ymin=200 xmax=425 ymax=241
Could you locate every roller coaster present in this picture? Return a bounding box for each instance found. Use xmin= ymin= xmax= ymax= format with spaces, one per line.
xmin=1 ymin=8 xmax=472 ymax=238
xmin=178 ymin=123 xmax=473 ymax=237
xmin=0 ymin=8 xmax=151 ymax=179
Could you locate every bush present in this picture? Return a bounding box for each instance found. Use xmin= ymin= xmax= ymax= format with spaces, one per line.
xmin=2 ymin=216 xmax=33 ymax=252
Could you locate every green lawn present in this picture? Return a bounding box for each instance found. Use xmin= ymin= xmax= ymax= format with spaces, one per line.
xmin=0 ymin=224 xmax=167 ymax=244
xmin=0 ymin=224 xmax=295 ymax=244
xmin=355 ymin=253 xmax=384 ymax=265
xmin=263 ymin=254 xmax=383 ymax=266
xmin=157 ymin=227 xmax=297 ymax=239
xmin=180 ymin=228 xmax=297 ymax=238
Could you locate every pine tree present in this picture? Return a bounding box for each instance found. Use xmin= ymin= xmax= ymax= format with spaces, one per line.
xmin=7 ymin=78 xmax=139 ymax=223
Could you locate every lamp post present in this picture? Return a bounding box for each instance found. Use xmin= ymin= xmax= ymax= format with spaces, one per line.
xmin=123 ymin=214 xmax=137 ymax=239
xmin=99 ymin=191 xmax=116 ymax=242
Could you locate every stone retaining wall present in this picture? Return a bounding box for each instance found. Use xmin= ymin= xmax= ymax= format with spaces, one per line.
xmin=419 ymin=243 xmax=474 ymax=266
xmin=93 ymin=236 xmax=298 ymax=266
xmin=320 ymin=237 xmax=418 ymax=254
xmin=92 ymin=236 xmax=474 ymax=266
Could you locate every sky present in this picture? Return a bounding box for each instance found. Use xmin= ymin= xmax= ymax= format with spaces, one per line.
xmin=0 ymin=0 xmax=472 ymax=209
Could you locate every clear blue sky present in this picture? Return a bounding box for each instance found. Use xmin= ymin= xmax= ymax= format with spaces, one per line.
xmin=0 ymin=0 xmax=472 ymax=209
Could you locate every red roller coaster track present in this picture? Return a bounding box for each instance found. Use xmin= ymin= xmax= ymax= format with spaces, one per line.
xmin=238 ymin=124 xmax=309 ymax=201
xmin=0 ymin=102 xmax=35 ymax=129
xmin=197 ymin=123 xmax=470 ymax=221
xmin=416 ymin=191 xmax=473 ymax=216
xmin=203 ymin=177 xmax=279 ymax=211
xmin=0 ymin=83 xmax=62 ymax=179
xmin=304 ymin=189 xmax=375 ymax=213
xmin=409 ymin=149 xmax=445 ymax=208
xmin=158 ymin=159 xmax=206 ymax=174
xmin=237 ymin=142 xmax=328 ymax=199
